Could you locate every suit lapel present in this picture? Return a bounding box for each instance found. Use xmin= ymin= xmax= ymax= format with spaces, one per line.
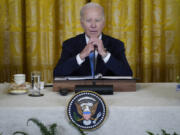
xmin=95 ymin=34 xmax=109 ymax=74
xmin=78 ymin=33 xmax=86 ymax=52
xmin=102 ymin=34 xmax=109 ymax=50
xmin=78 ymin=34 xmax=90 ymax=65
xmin=78 ymin=33 xmax=91 ymax=75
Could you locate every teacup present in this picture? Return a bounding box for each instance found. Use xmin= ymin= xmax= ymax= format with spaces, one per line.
xmin=14 ymin=74 xmax=26 ymax=85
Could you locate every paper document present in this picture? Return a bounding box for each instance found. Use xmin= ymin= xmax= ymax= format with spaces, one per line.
xmin=54 ymin=74 xmax=133 ymax=81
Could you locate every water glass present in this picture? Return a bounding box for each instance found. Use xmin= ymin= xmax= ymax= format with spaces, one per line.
xmin=30 ymin=71 xmax=43 ymax=96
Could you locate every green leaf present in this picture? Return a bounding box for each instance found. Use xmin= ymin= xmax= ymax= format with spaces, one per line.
xmin=161 ymin=129 xmax=169 ymax=135
xmin=73 ymin=112 xmax=80 ymax=121
xmin=49 ymin=123 xmax=57 ymax=135
xmin=146 ymin=131 xmax=154 ymax=135
xmin=13 ymin=131 xmax=29 ymax=135
xmin=27 ymin=118 xmax=50 ymax=135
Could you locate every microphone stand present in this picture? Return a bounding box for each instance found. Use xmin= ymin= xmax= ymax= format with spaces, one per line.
xmin=92 ymin=47 xmax=96 ymax=86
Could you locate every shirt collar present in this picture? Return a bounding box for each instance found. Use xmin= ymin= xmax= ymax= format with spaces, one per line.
xmin=85 ymin=34 xmax=102 ymax=44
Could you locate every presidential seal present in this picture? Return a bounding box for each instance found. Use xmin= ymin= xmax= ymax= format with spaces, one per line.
xmin=67 ymin=91 xmax=107 ymax=130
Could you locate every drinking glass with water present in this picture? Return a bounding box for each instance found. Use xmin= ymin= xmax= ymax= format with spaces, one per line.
xmin=29 ymin=71 xmax=44 ymax=97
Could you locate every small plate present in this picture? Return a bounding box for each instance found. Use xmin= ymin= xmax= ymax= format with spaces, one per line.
xmin=8 ymin=89 xmax=28 ymax=95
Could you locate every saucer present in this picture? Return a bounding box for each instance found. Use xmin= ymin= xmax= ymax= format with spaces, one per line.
xmin=8 ymin=89 xmax=28 ymax=95
xmin=9 ymin=82 xmax=31 ymax=90
xmin=8 ymin=82 xmax=30 ymax=95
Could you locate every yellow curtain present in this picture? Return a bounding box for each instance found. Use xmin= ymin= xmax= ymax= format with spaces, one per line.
xmin=141 ymin=0 xmax=180 ymax=82
xmin=0 ymin=0 xmax=85 ymax=83
xmin=0 ymin=0 xmax=180 ymax=83
xmin=92 ymin=0 xmax=180 ymax=82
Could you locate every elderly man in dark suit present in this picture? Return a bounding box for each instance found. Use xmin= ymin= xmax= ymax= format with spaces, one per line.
xmin=54 ymin=2 xmax=132 ymax=77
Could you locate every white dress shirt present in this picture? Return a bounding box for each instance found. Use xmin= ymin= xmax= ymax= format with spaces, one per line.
xmin=76 ymin=34 xmax=111 ymax=66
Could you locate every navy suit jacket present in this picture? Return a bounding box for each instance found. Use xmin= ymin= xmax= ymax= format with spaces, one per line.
xmin=54 ymin=33 xmax=133 ymax=77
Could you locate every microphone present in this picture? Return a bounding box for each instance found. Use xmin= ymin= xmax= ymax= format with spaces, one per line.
xmin=93 ymin=44 xmax=97 ymax=50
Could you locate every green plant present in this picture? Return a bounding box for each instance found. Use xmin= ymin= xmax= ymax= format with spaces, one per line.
xmin=146 ymin=129 xmax=179 ymax=135
xmin=13 ymin=118 xmax=87 ymax=135
xmin=13 ymin=118 xmax=57 ymax=135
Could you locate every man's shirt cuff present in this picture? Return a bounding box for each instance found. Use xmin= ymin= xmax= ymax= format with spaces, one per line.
xmin=76 ymin=54 xmax=85 ymax=65
xmin=103 ymin=52 xmax=111 ymax=63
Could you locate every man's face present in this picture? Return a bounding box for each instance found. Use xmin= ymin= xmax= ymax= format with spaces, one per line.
xmin=81 ymin=7 xmax=105 ymax=38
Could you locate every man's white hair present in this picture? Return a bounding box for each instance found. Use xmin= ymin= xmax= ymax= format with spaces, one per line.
xmin=80 ymin=2 xmax=105 ymax=19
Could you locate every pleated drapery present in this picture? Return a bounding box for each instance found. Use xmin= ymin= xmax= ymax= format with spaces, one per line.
xmin=0 ymin=0 xmax=86 ymax=82
xmin=92 ymin=0 xmax=180 ymax=82
xmin=0 ymin=0 xmax=180 ymax=83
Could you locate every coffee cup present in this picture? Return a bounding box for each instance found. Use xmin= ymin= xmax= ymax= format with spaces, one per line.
xmin=14 ymin=74 xmax=26 ymax=85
